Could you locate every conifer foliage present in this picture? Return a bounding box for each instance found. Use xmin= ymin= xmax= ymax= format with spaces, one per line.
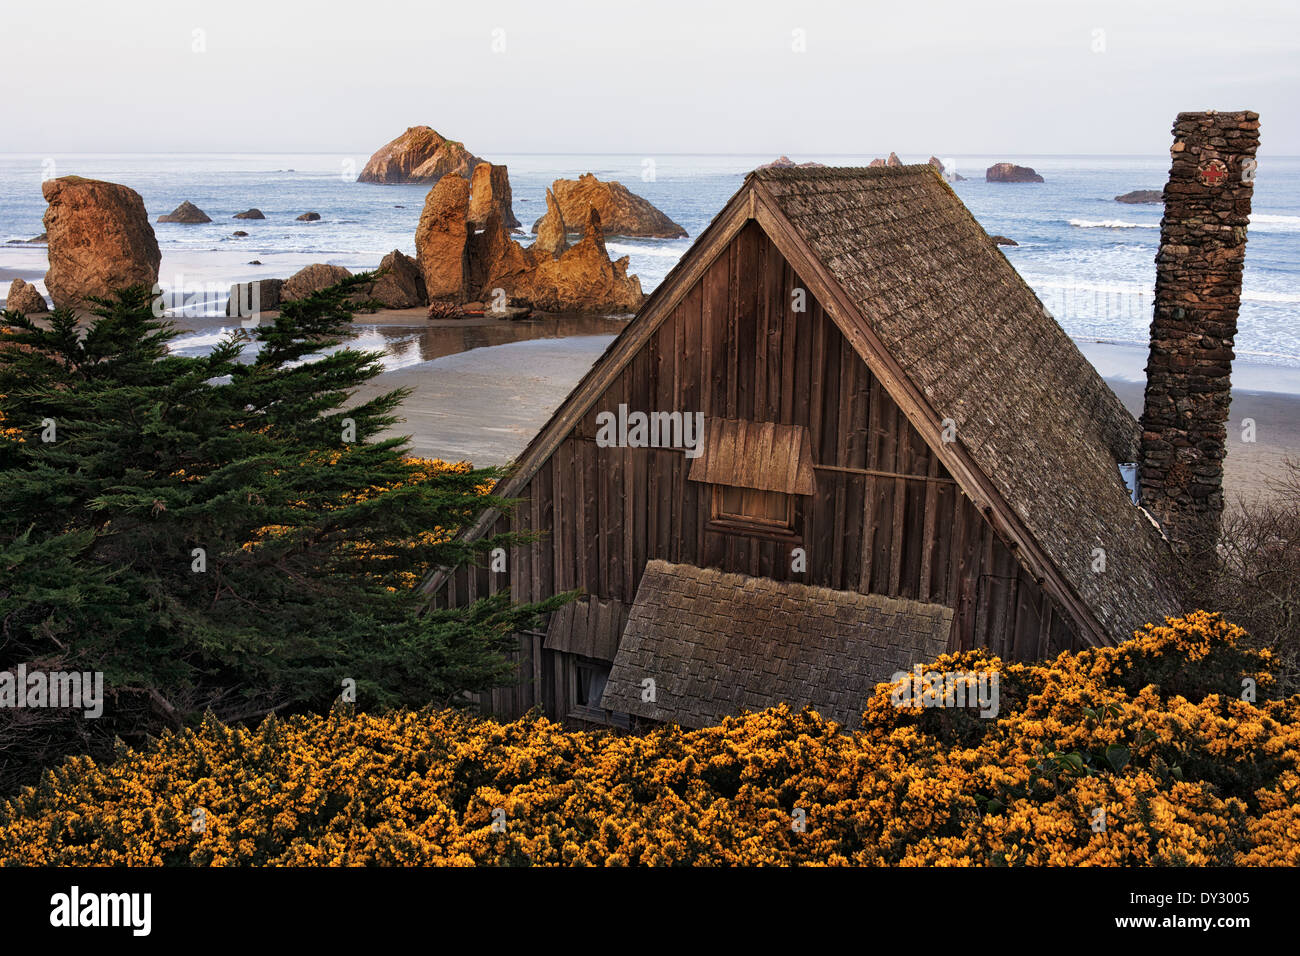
xmin=0 ymin=278 xmax=557 ymax=791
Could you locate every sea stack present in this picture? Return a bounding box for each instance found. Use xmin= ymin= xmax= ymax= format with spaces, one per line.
xmin=1138 ymin=110 xmax=1261 ymax=559
xmin=41 ymin=176 xmax=161 ymax=309
xmin=986 ymin=163 xmax=1044 ymax=183
xmin=468 ymin=162 xmax=521 ymax=230
xmin=357 ymin=126 xmax=484 ymax=184
xmin=415 ymin=175 xmax=473 ymax=302
xmin=158 ymin=201 xmax=212 ymax=223
xmin=538 ymin=173 xmax=687 ymax=239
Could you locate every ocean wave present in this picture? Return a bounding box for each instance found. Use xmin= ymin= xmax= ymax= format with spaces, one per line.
xmin=1068 ymin=213 xmax=1300 ymax=233
xmin=1249 ymin=213 xmax=1300 ymax=232
xmin=1032 ymin=278 xmax=1150 ymax=295
xmin=606 ymin=241 xmax=692 ymax=259
xmin=1068 ymin=219 xmax=1158 ymax=229
xmin=1242 ymin=289 xmax=1300 ymax=304
xmin=1030 ymin=277 xmax=1300 ymax=305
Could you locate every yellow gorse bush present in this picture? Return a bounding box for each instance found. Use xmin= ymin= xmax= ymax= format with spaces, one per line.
xmin=1 ymin=611 xmax=1296 ymax=866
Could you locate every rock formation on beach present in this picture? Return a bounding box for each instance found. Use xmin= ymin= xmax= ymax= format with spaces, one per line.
xmin=233 ymin=209 xmax=265 ymax=219
xmin=468 ymin=162 xmax=521 ymax=230
xmin=534 ymin=173 xmax=687 ymax=239
xmin=516 ymin=207 xmax=643 ymax=314
xmin=986 ymin=162 xmax=1044 ymax=183
xmin=533 ymin=189 xmax=569 ymax=259
xmin=357 ymin=126 xmax=485 ymax=184
xmin=5 ymin=233 xmax=47 ymax=245
xmin=415 ymin=174 xmax=644 ymax=314
xmin=415 ymin=175 xmax=473 ymax=302
xmin=41 ymin=176 xmax=160 ymax=309
xmin=990 ymin=235 xmax=1018 ymax=246
xmin=296 ymin=212 xmax=321 ymax=222
xmin=1115 ymin=190 xmax=1163 ymax=204
xmin=368 ymin=250 xmax=427 ymax=309
xmin=232 ymin=230 xmax=248 ymax=237
xmin=158 ymin=200 xmax=212 ymax=223
xmin=5 ymin=278 xmax=48 ymax=314
xmin=469 ymin=211 xmax=533 ymax=293
xmin=225 ymin=278 xmax=284 ymax=317
xmin=282 ymin=263 xmax=351 ymax=301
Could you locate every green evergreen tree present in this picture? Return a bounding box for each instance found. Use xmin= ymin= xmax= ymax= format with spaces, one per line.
xmin=0 ymin=277 xmax=561 ymax=791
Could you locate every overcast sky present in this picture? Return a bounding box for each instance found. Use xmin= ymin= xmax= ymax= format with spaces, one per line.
xmin=5 ymin=0 xmax=1298 ymax=156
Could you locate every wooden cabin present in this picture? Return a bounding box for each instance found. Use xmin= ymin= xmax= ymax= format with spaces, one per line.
xmin=425 ymin=165 xmax=1183 ymax=728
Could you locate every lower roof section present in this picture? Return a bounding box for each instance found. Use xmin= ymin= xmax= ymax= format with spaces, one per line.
xmin=601 ymin=559 xmax=953 ymax=729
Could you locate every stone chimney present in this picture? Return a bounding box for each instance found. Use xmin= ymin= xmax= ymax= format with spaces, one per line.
xmin=1138 ymin=110 xmax=1260 ymax=557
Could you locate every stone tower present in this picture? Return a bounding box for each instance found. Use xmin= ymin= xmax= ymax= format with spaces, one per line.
xmin=1139 ymin=110 xmax=1261 ymax=558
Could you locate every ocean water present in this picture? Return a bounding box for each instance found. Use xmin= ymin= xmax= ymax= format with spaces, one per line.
xmin=2 ymin=151 xmax=1298 ymax=368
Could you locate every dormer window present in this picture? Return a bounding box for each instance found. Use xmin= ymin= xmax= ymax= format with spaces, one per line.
xmin=711 ymin=485 xmax=795 ymax=533
xmin=688 ymin=418 xmax=815 ymax=538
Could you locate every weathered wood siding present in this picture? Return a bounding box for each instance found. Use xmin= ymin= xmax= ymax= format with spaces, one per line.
xmin=435 ymin=221 xmax=1085 ymax=719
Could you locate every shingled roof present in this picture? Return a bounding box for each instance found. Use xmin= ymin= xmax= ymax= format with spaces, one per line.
xmin=749 ymin=165 xmax=1181 ymax=642
xmin=601 ymin=560 xmax=953 ymax=728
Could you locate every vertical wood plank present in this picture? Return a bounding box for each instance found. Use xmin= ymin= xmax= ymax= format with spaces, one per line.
xmin=794 ymin=278 xmax=814 ymax=432
xmin=920 ymin=456 xmax=939 ymax=602
xmin=859 ymin=474 xmax=876 ymax=592
xmin=726 ymin=232 xmax=740 ymax=419
xmin=808 ymin=303 xmax=826 ymax=462
xmin=781 ymin=258 xmax=798 ymax=423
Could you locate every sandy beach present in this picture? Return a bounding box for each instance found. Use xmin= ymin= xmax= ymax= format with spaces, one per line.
xmin=1081 ymin=341 xmax=1300 ymax=505
xmin=346 ymin=328 xmax=614 ymax=465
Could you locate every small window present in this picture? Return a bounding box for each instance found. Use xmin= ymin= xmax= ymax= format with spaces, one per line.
xmin=575 ymin=660 xmax=609 ymax=709
xmin=568 ymin=657 xmax=629 ymax=728
xmin=710 ymin=485 xmax=795 ymax=533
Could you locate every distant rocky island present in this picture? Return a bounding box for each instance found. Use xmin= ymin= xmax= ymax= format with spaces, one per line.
xmin=1115 ymin=189 xmax=1164 ymax=204
xmin=986 ymin=163 xmax=1044 ymax=183
xmin=758 ymin=156 xmax=825 ymax=169
xmin=356 ymin=126 xmax=484 ymax=184
xmin=356 ymin=126 xmax=521 ymax=230
xmin=158 ymin=200 xmax=211 ymax=223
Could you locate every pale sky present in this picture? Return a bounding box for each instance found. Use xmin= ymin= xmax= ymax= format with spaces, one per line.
xmin=4 ymin=0 xmax=1298 ymax=155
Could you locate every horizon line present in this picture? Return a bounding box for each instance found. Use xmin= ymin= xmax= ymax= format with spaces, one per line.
xmin=7 ymin=150 xmax=1300 ymax=159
